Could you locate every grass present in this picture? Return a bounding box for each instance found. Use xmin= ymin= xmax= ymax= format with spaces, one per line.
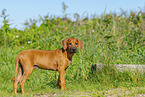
xmin=0 ymin=7 xmax=145 ymax=96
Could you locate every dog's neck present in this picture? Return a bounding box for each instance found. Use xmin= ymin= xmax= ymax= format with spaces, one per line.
xmin=62 ymin=48 xmax=74 ymax=61
xmin=67 ymin=53 xmax=74 ymax=61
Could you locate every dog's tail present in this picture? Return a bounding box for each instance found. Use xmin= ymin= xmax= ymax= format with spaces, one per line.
xmin=12 ymin=53 xmax=20 ymax=81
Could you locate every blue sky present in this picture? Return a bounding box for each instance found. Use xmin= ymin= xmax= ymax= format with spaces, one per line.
xmin=0 ymin=0 xmax=145 ymax=29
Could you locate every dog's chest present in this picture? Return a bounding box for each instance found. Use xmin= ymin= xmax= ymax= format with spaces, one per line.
xmin=64 ymin=59 xmax=71 ymax=69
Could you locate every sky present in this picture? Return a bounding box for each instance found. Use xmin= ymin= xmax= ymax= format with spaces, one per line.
xmin=0 ymin=0 xmax=145 ymax=30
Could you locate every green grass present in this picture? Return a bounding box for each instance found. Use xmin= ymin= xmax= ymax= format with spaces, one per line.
xmin=0 ymin=8 xmax=145 ymax=96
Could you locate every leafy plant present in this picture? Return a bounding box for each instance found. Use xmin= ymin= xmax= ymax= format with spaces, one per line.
xmin=0 ymin=6 xmax=145 ymax=96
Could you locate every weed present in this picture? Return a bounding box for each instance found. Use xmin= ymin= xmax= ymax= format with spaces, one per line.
xmin=0 ymin=6 xmax=145 ymax=96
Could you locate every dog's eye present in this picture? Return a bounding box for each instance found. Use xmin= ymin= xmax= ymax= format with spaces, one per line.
xmin=68 ymin=43 xmax=71 ymax=45
xmin=75 ymin=43 xmax=78 ymax=45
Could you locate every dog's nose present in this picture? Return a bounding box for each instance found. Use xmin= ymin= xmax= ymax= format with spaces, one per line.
xmin=71 ymin=47 xmax=76 ymax=51
xmin=70 ymin=47 xmax=77 ymax=53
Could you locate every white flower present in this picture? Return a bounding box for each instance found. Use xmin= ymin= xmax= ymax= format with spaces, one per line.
xmin=92 ymin=30 xmax=94 ymax=32
xmin=28 ymin=41 xmax=31 ymax=44
xmin=16 ymin=35 xmax=18 ymax=38
xmin=22 ymin=46 xmax=24 ymax=48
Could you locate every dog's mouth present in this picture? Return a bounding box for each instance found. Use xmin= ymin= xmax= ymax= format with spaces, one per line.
xmin=70 ymin=47 xmax=77 ymax=53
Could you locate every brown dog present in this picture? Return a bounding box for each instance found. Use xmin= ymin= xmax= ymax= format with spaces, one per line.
xmin=12 ymin=38 xmax=84 ymax=94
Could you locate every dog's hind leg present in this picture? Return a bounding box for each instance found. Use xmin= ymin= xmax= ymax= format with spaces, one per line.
xmin=13 ymin=65 xmax=23 ymax=94
xmin=19 ymin=63 xmax=34 ymax=94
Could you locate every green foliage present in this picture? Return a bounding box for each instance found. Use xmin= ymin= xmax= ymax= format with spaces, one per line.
xmin=0 ymin=8 xmax=145 ymax=96
xmin=88 ymin=64 xmax=145 ymax=87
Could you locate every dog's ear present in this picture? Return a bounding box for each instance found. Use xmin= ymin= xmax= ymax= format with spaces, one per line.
xmin=77 ymin=39 xmax=84 ymax=50
xmin=61 ymin=38 xmax=69 ymax=50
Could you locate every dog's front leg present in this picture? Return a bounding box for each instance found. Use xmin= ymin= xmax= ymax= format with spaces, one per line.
xmin=58 ymin=67 xmax=66 ymax=90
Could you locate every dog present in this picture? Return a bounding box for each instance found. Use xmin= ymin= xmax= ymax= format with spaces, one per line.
xmin=12 ymin=38 xmax=84 ymax=94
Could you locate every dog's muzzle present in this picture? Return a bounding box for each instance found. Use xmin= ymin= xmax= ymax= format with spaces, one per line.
xmin=70 ymin=47 xmax=77 ymax=53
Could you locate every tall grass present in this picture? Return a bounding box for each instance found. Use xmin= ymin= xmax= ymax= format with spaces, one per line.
xmin=0 ymin=5 xmax=145 ymax=96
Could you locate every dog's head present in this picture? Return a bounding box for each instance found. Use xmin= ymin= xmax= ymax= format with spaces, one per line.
xmin=61 ymin=38 xmax=84 ymax=53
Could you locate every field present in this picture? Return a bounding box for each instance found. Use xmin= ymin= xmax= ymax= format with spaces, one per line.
xmin=0 ymin=7 xmax=145 ymax=96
